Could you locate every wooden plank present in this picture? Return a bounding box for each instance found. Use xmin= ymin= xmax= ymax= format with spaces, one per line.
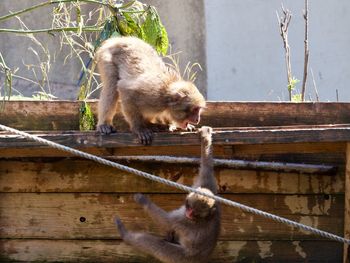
xmin=201 ymin=102 xmax=350 ymax=128
xmin=1 ymin=125 xmax=350 ymax=149
xmin=0 ymin=145 xmax=202 ymax=158
xmin=0 ymin=239 xmax=342 ymax=262
xmin=0 ymin=101 xmax=91 ymax=131
xmin=344 ymin=143 xmax=350 ymax=263
xmin=111 ymin=156 xmax=337 ymax=174
xmin=0 ymin=142 xmax=345 ymax=161
xmin=0 ymin=160 xmax=344 ymax=194
xmin=0 ymin=193 xmax=343 ymax=240
xmin=229 ymin=141 xmax=345 ymax=156
xmin=2 ymin=101 xmax=350 ymax=131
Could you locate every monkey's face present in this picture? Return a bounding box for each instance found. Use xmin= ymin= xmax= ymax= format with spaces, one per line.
xmin=171 ymin=106 xmax=203 ymax=129
xmin=185 ymin=188 xmax=216 ymax=221
xmin=167 ymin=81 xmax=206 ymax=129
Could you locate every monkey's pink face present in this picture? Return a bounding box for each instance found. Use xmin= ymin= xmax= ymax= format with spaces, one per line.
xmin=185 ymin=196 xmax=212 ymax=221
xmin=177 ymin=106 xmax=203 ymax=129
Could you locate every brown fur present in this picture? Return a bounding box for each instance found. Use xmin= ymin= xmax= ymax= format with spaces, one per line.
xmin=96 ymin=36 xmax=206 ymax=144
xmin=115 ymin=127 xmax=220 ymax=263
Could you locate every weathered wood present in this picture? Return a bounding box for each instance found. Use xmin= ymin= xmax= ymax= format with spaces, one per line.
xmin=0 ymin=101 xmax=347 ymax=262
xmin=0 ymin=100 xmax=98 ymax=131
xmin=2 ymin=101 xmax=350 ymax=131
xmin=0 ymin=193 xmax=343 ymax=240
xmin=0 ymin=142 xmax=346 ymax=162
xmin=1 ymin=125 xmax=350 ymax=149
xmin=0 ymin=160 xmax=344 ymax=194
xmin=110 ymin=155 xmax=337 ymax=174
xmin=0 ymin=239 xmax=342 ymax=262
xmin=0 ymin=145 xmax=202 ymax=158
xmin=344 ymin=143 xmax=350 ymax=263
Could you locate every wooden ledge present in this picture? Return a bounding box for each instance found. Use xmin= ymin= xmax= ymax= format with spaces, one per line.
xmin=1 ymin=124 xmax=350 ymax=148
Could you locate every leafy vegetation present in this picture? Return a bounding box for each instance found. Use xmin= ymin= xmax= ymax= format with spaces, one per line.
xmin=0 ymin=0 xmax=169 ymax=130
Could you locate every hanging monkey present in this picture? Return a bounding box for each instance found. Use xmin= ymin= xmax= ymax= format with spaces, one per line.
xmin=115 ymin=126 xmax=220 ymax=263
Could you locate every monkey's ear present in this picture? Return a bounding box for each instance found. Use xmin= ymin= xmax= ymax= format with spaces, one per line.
xmin=167 ymin=92 xmax=187 ymax=106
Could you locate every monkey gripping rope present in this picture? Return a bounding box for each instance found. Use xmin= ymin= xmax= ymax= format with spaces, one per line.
xmin=0 ymin=123 xmax=349 ymax=245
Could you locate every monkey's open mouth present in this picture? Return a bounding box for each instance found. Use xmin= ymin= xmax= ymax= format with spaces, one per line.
xmin=183 ymin=122 xmax=189 ymax=129
xmin=177 ymin=121 xmax=188 ymax=130
xmin=185 ymin=208 xmax=194 ymax=220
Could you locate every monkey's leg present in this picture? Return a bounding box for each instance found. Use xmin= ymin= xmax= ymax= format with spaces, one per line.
xmin=116 ymin=218 xmax=186 ymax=263
xmin=129 ymin=233 xmax=187 ymax=263
xmin=120 ymin=103 xmax=153 ymax=145
xmin=97 ymin=62 xmax=119 ymax=134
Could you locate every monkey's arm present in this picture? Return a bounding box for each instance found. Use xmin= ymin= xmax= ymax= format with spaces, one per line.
xmin=193 ymin=126 xmax=217 ymax=194
xmin=134 ymin=194 xmax=186 ymax=230
xmin=96 ymin=59 xmax=120 ymax=134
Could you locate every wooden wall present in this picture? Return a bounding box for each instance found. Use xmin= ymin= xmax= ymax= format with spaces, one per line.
xmin=0 ymin=101 xmax=349 ymax=262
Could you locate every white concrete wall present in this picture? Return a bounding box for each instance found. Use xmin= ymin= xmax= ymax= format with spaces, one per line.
xmin=0 ymin=1 xmax=206 ymax=99
xmin=205 ymin=0 xmax=350 ymax=101
xmin=143 ymin=0 xmax=207 ymax=96
xmin=2 ymin=1 xmax=350 ymax=101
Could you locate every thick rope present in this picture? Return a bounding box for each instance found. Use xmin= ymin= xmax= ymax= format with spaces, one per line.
xmin=0 ymin=123 xmax=349 ymax=245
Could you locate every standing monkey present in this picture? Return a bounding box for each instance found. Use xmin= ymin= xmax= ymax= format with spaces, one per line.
xmin=96 ymin=36 xmax=206 ymax=145
xmin=115 ymin=126 xmax=220 ymax=263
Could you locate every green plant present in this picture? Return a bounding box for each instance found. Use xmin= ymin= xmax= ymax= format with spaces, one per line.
xmin=0 ymin=0 xmax=169 ymax=130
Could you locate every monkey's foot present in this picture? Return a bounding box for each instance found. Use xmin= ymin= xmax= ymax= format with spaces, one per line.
xmin=97 ymin=124 xmax=116 ymax=135
xmin=134 ymin=193 xmax=149 ymax=206
xmin=115 ymin=217 xmax=127 ymax=238
xmin=136 ymin=128 xmax=153 ymax=145
xmin=200 ymin=126 xmax=213 ymax=144
xmin=200 ymin=126 xmax=212 ymax=136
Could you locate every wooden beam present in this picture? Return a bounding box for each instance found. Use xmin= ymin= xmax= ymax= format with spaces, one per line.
xmin=0 ymin=239 xmax=342 ymax=262
xmin=1 ymin=125 xmax=350 ymax=148
xmin=0 ymin=160 xmax=343 ymax=194
xmin=110 ymin=155 xmax=336 ymax=174
xmin=2 ymin=101 xmax=350 ymax=131
xmin=344 ymin=143 xmax=350 ymax=263
xmin=0 ymin=193 xmax=343 ymax=240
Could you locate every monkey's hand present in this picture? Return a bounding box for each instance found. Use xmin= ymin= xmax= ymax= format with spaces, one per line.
xmin=168 ymin=124 xmax=177 ymax=132
xmin=135 ymin=128 xmax=153 ymax=145
xmin=186 ymin=124 xmax=196 ymax=132
xmin=134 ymin=193 xmax=150 ymax=206
xmin=199 ymin=126 xmax=213 ymax=145
xmin=97 ymin=124 xmax=116 ymax=135
xmin=115 ymin=217 xmax=127 ymax=239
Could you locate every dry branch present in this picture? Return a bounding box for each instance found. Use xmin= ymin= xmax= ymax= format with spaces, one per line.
xmin=110 ymin=155 xmax=336 ymax=175
xmin=0 ymin=0 xmax=115 ymax=22
xmin=277 ymin=5 xmax=293 ymax=101
xmin=310 ymin=68 xmax=319 ymax=102
xmin=301 ymin=0 xmax=310 ymax=101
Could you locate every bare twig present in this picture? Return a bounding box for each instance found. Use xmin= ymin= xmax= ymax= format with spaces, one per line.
xmin=310 ymin=68 xmax=319 ymax=102
xmin=0 ymin=0 xmax=115 ymax=22
xmin=336 ymin=89 xmax=339 ymax=102
xmin=276 ymin=5 xmax=293 ymax=101
xmin=0 ymin=26 xmax=103 ymax=34
xmin=301 ymin=0 xmax=309 ymax=101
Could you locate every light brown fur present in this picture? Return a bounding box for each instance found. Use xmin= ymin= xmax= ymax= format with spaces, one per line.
xmin=96 ymin=36 xmax=206 ymax=144
xmin=115 ymin=127 xmax=220 ymax=263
